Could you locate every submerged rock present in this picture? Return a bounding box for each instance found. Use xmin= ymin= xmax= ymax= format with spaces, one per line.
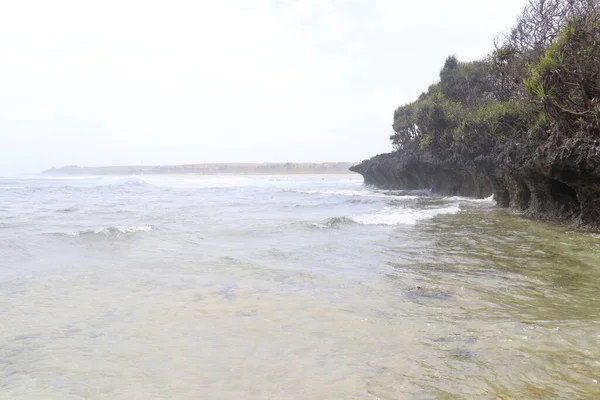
xmin=448 ymin=348 xmax=477 ymax=361
xmin=431 ymin=334 xmax=478 ymax=344
xmin=405 ymin=286 xmax=453 ymax=300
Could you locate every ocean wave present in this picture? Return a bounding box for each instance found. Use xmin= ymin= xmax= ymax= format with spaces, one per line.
xmin=309 ymin=216 xmax=357 ymax=229
xmin=66 ymin=225 xmax=154 ymax=236
xmin=442 ymin=194 xmax=496 ymax=203
xmin=350 ymin=204 xmax=461 ymax=226
xmin=380 ymin=189 xmax=432 ymax=196
xmin=290 ymin=202 xmax=342 ymax=209
xmin=56 ymin=207 xmax=78 ymax=213
xmin=101 ymin=176 xmax=152 ymax=188
xmin=19 ymin=175 xmax=106 ymax=181
xmin=291 ymin=198 xmax=380 ymax=207
xmin=296 ymin=189 xmax=419 ymax=199
xmin=344 ymin=198 xmax=380 ymax=204
xmin=308 ymin=204 xmax=460 ymax=228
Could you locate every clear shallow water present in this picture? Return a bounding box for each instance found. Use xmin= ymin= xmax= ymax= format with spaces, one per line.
xmin=1 ymin=174 xmax=599 ymax=399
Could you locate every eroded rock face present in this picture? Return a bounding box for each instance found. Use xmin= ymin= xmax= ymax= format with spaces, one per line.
xmin=349 ymin=149 xmax=493 ymax=198
xmin=350 ymin=133 xmax=600 ymax=230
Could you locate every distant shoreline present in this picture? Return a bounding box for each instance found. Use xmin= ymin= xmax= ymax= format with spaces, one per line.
xmin=42 ymin=162 xmax=359 ymax=176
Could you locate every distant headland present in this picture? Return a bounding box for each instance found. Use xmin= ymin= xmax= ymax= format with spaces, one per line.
xmin=42 ymin=162 xmax=358 ymax=176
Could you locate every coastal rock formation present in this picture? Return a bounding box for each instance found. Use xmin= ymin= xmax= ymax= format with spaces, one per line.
xmin=351 ymin=132 xmax=600 ymax=229
xmin=492 ymin=133 xmax=600 ymax=228
xmin=349 ymin=148 xmax=492 ymax=198
xmin=351 ymin=1 xmax=600 ymax=230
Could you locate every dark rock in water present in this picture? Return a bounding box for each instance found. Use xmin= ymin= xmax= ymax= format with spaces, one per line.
xmin=350 ymin=132 xmax=600 ymax=230
xmin=405 ymin=286 xmax=453 ymax=300
xmin=462 ymin=336 xmax=477 ymax=345
xmin=448 ymin=348 xmax=476 ymax=360
xmin=431 ymin=334 xmax=478 ymax=344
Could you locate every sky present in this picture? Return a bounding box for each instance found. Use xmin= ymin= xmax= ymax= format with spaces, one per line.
xmin=0 ymin=0 xmax=529 ymax=175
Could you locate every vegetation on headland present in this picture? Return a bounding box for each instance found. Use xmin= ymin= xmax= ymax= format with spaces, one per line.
xmin=389 ymin=0 xmax=600 ymax=155
xmin=352 ymin=0 xmax=600 ymax=228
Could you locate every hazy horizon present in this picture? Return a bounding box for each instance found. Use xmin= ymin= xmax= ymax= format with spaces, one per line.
xmin=1 ymin=0 xmax=529 ymax=176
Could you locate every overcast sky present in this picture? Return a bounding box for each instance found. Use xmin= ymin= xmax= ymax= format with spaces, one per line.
xmin=0 ymin=0 xmax=528 ymax=175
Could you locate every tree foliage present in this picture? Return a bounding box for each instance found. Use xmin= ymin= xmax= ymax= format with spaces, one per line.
xmin=389 ymin=0 xmax=600 ymax=153
xmin=524 ymin=2 xmax=600 ymax=134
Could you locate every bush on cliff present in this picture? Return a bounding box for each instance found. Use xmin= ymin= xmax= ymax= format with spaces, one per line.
xmin=389 ymin=0 xmax=600 ymax=156
xmin=390 ymin=57 xmax=533 ymax=154
xmin=524 ymin=4 xmax=600 ymax=135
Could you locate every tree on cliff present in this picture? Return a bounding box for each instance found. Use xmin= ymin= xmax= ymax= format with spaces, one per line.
xmin=389 ymin=0 xmax=600 ymax=154
xmin=524 ymin=0 xmax=600 ymax=134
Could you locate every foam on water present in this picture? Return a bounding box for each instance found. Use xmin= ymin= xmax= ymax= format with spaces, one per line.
xmin=350 ymin=204 xmax=461 ymax=225
xmin=56 ymin=207 xmax=78 ymax=213
xmin=66 ymin=225 xmax=155 ymax=236
xmin=141 ymin=175 xmax=258 ymax=189
xmin=20 ymin=175 xmax=106 ymax=180
xmin=102 ymin=176 xmax=151 ymax=187
xmin=442 ymin=194 xmax=496 ymax=204
xmin=296 ymin=189 xmax=418 ymax=199
xmin=2 ymin=175 xmax=599 ymax=399
xmin=308 ymin=216 xmax=357 ymax=229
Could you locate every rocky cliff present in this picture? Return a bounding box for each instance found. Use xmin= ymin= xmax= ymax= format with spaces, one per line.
xmin=351 ymin=132 xmax=600 ymax=230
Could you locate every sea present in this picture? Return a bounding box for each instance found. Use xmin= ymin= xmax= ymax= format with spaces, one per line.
xmin=1 ymin=174 xmax=599 ymax=399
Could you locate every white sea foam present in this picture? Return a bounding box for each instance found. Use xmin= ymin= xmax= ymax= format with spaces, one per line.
xmin=442 ymin=194 xmax=496 ymax=204
xmin=350 ymin=204 xmax=461 ymax=226
xmin=308 ymin=216 xmax=357 ymax=229
xmin=103 ymin=176 xmax=151 ymax=187
xmin=473 ymin=194 xmax=496 ymax=203
xmin=56 ymin=207 xmax=78 ymax=213
xmin=297 ymin=189 xmax=418 ymax=199
xmin=67 ymin=225 xmax=154 ymax=236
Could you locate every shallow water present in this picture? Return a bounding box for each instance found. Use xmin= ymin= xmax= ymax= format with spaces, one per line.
xmin=1 ymin=174 xmax=599 ymax=399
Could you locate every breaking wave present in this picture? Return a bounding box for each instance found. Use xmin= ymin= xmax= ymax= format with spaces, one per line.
xmin=442 ymin=194 xmax=496 ymax=204
xmin=56 ymin=207 xmax=78 ymax=213
xmin=308 ymin=216 xmax=357 ymax=229
xmin=102 ymin=176 xmax=152 ymax=188
xmin=66 ymin=225 xmax=155 ymax=237
xmin=350 ymin=204 xmax=461 ymax=226
xmin=309 ymin=204 xmax=461 ymax=228
xmin=296 ymin=189 xmax=418 ymax=199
